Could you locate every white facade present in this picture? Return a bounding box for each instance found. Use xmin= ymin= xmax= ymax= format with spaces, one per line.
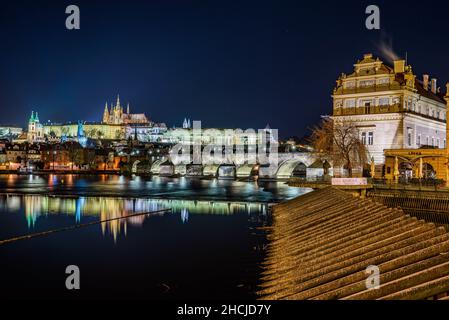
xmin=332 ymin=54 xmax=447 ymax=165
xmin=27 ymin=111 xmax=44 ymax=144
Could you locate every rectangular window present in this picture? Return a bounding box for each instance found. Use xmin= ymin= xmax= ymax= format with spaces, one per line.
xmin=426 ymin=136 xmax=429 ymax=145
xmin=345 ymin=81 xmax=355 ymax=89
xmin=368 ymin=132 xmax=374 ymax=145
xmin=345 ymin=99 xmax=355 ymax=108
xmin=432 ymin=137 xmax=435 ymax=146
xmin=417 ymin=134 xmax=421 ymax=146
xmin=361 ymin=132 xmax=367 ymax=145
xmin=379 ymin=97 xmax=389 ymax=106
xmin=359 ymin=80 xmax=375 ymax=87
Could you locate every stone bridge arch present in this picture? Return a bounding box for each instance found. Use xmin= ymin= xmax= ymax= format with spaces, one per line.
xmin=236 ymin=164 xmax=259 ymax=178
xmin=150 ymin=159 xmax=165 ymax=174
xmin=132 ymin=159 xmax=152 ymax=174
xmin=276 ymin=157 xmax=315 ymax=179
xmin=132 ymin=160 xmax=141 ymax=174
xmin=203 ymin=164 xmax=220 ymax=177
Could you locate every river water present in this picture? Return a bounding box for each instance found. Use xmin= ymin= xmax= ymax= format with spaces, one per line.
xmin=0 ymin=174 xmax=310 ymax=299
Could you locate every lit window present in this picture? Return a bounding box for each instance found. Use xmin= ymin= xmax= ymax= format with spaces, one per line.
xmin=345 ymin=99 xmax=355 ymax=108
xmin=359 ymin=80 xmax=375 ymax=87
xmin=345 ymin=81 xmax=355 ymax=89
xmin=379 ymin=97 xmax=389 ymax=106
xmin=361 ymin=132 xmax=367 ymax=145
xmin=368 ymin=132 xmax=374 ymax=145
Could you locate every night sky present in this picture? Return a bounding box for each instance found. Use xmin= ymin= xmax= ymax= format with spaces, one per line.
xmin=1 ymin=0 xmax=449 ymax=138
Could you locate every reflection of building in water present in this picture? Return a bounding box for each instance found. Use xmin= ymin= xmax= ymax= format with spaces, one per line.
xmin=0 ymin=195 xmax=267 ymax=239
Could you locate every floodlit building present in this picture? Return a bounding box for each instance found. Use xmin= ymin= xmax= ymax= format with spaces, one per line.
xmin=27 ymin=111 xmax=44 ymax=143
xmin=332 ymin=53 xmax=447 ymax=176
xmin=43 ymin=95 xmax=162 ymax=141
xmin=102 ymin=95 xmax=149 ymax=125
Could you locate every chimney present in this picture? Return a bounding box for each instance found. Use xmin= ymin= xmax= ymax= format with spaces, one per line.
xmin=446 ymin=83 xmax=449 ymax=102
xmin=393 ymin=59 xmax=405 ymax=73
xmin=431 ymin=78 xmax=437 ymax=94
xmin=423 ymin=74 xmax=429 ymax=91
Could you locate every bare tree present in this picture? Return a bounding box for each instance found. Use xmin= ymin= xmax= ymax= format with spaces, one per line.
xmin=309 ymin=117 xmax=368 ymax=177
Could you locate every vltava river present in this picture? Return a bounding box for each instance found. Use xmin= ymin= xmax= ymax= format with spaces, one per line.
xmin=0 ymin=174 xmax=310 ymax=299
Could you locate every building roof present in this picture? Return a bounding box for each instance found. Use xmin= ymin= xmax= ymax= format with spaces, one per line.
xmin=335 ymin=54 xmax=448 ymax=106
xmin=415 ymin=79 xmax=446 ymax=104
xmin=259 ymin=187 xmax=449 ymax=300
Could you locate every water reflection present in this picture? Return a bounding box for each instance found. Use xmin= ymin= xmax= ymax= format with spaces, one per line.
xmin=0 ymin=174 xmax=309 ymax=203
xmin=0 ymin=195 xmax=267 ymax=240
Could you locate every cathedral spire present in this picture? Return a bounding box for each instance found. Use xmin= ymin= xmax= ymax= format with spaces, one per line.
xmin=116 ymin=94 xmax=120 ymax=107
xmin=127 ymin=103 xmax=130 ymax=114
xmin=103 ymin=102 xmax=110 ymax=123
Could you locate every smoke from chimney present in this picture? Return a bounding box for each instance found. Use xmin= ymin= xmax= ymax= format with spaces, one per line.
xmin=376 ymin=34 xmax=400 ymax=63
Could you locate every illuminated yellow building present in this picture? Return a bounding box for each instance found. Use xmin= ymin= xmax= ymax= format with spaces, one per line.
xmin=43 ymin=95 xmax=149 ymax=140
xmin=384 ymin=83 xmax=449 ymax=182
xmin=44 ymin=122 xmax=126 ymax=140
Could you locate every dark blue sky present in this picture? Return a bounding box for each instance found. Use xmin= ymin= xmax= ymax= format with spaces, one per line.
xmin=1 ymin=0 xmax=449 ymax=137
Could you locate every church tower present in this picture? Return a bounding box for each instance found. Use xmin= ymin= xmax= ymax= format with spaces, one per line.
xmin=112 ymin=94 xmax=123 ymax=124
xmin=27 ymin=111 xmax=44 ymax=143
xmin=103 ymin=102 xmax=109 ymax=123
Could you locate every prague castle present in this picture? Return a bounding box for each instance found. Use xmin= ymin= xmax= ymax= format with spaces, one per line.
xmin=43 ymin=95 xmax=159 ymax=141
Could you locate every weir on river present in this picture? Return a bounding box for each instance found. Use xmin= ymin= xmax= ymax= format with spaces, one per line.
xmin=259 ymin=187 xmax=449 ymax=300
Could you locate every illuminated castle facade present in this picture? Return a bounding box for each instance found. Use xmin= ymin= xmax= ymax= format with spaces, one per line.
xmin=43 ymin=95 xmax=160 ymax=141
xmin=102 ymin=95 xmax=149 ymax=125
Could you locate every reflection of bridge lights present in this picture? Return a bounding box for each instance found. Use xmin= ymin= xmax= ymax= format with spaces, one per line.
xmin=181 ymin=208 xmax=189 ymax=223
xmin=0 ymin=193 xmax=270 ymax=239
xmin=179 ymin=177 xmax=186 ymax=188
